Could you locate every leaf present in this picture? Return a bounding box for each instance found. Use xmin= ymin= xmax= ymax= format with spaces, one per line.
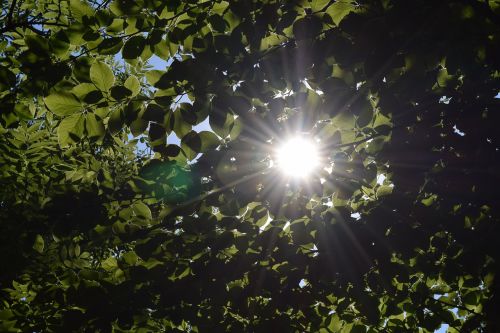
xmin=173 ymin=111 xmax=192 ymax=138
xmin=181 ymin=130 xmax=201 ymax=160
xmin=72 ymin=83 xmax=97 ymax=100
xmin=110 ymin=85 xmax=132 ymax=100
xmin=58 ymin=114 xmax=85 ymax=146
xmin=132 ymin=201 xmax=152 ymax=219
xmin=328 ymin=314 xmax=343 ymax=332
xmin=209 ymin=111 xmax=234 ymax=138
xmin=143 ymin=103 xmax=165 ymax=122
xmin=97 ymin=37 xmax=124 ymax=55
xmin=229 ymin=116 xmax=242 ymax=140
xmin=33 ymin=235 xmax=44 ymax=253
xmin=0 ymin=66 xmax=16 ymax=91
xmin=107 ymin=108 xmax=123 ymax=134
xmin=122 ymin=251 xmax=139 ymax=265
xmin=437 ymin=68 xmax=453 ymax=87
xmin=199 ymin=131 xmax=220 ymax=152
xmin=292 ymin=16 xmax=322 ymax=40
xmin=356 ymin=103 xmax=373 ymax=127
xmin=85 ymin=113 xmax=105 ymax=139
xmin=208 ymin=14 xmax=227 ymax=32
xmin=102 ymin=256 xmax=118 ymax=271
xmin=153 ymin=38 xmax=170 ymax=60
xmin=122 ymin=35 xmax=146 ymax=59
xmin=325 ymin=1 xmax=355 ymax=25
xmin=376 ymin=185 xmax=393 ymax=198
xmin=373 ymin=111 xmax=392 ymax=129
xmin=463 ymin=290 xmax=480 ymax=306
xmin=145 ymin=70 xmax=164 ymax=86
xmin=70 ymin=0 xmax=94 ymax=19
xmin=124 ymin=75 xmax=141 ymax=97
xmin=421 ymin=194 xmax=437 ymax=206
xmin=90 ymin=61 xmax=115 ymax=91
xmin=130 ymin=118 xmax=148 ymax=136
xmin=44 ymin=92 xmax=81 ymax=116
xmin=349 ymin=324 xmax=367 ymax=333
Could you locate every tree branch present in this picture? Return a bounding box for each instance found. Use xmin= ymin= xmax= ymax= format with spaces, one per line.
xmin=0 ymin=20 xmax=68 ymax=35
xmin=430 ymin=296 xmax=484 ymax=317
xmin=6 ymin=0 xmax=17 ymax=25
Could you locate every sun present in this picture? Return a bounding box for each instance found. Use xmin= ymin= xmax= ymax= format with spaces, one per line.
xmin=276 ymin=136 xmax=320 ymax=178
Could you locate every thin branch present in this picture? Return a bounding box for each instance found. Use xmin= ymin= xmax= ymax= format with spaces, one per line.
xmin=0 ymin=20 xmax=68 ymax=35
xmin=431 ymin=296 xmax=484 ymax=317
xmin=6 ymin=0 xmax=17 ymax=25
xmin=96 ymin=0 xmax=112 ymax=11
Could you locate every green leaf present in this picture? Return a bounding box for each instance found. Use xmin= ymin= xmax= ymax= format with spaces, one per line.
xmin=44 ymin=92 xmax=81 ymax=116
xmin=124 ymin=75 xmax=141 ymax=97
xmin=58 ymin=113 xmax=85 ymax=146
xmin=229 ymin=116 xmax=242 ymax=140
xmin=145 ymin=70 xmax=164 ymax=86
xmin=349 ymin=324 xmax=367 ymax=333
xmin=85 ymin=113 xmax=105 ymax=139
xmin=102 ymin=256 xmax=118 ymax=271
xmin=33 ymin=235 xmax=44 ymax=253
xmin=173 ymin=111 xmax=192 ymax=138
xmin=437 ymin=68 xmax=453 ymax=87
xmin=143 ymin=103 xmax=165 ymax=122
xmin=107 ymin=108 xmax=123 ymax=134
xmin=328 ymin=314 xmax=343 ymax=332
xmin=0 ymin=66 xmax=16 ymax=92
xmin=181 ymin=130 xmax=201 ymax=160
xmin=132 ymin=201 xmax=152 ymax=219
xmin=122 ymin=35 xmax=146 ymax=59
xmin=130 ymin=118 xmax=148 ymax=137
xmin=72 ymin=83 xmax=98 ymax=100
xmin=90 ymin=61 xmax=115 ymax=91
xmin=421 ymin=194 xmax=437 ymax=206
xmin=326 ymin=1 xmax=355 ymax=25
xmin=110 ymin=85 xmax=132 ymax=100
xmin=97 ymin=37 xmax=124 ymax=55
xmin=292 ymin=16 xmax=322 ymax=40
xmin=208 ymin=14 xmax=227 ymax=32
xmin=199 ymin=131 xmax=220 ymax=152
xmin=463 ymin=290 xmax=480 ymax=306
xmin=122 ymin=251 xmax=139 ymax=265
xmin=376 ymin=185 xmax=393 ymax=198
xmin=70 ymin=0 xmax=94 ymax=19
xmin=209 ymin=110 xmax=234 ymax=138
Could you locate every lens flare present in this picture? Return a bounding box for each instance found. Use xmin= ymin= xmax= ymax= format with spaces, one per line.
xmin=276 ymin=137 xmax=319 ymax=178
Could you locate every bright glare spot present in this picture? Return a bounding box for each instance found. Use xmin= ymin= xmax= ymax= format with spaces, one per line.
xmin=276 ymin=137 xmax=319 ymax=177
xmin=453 ymin=125 xmax=465 ymax=136
xmin=351 ymin=212 xmax=361 ymax=220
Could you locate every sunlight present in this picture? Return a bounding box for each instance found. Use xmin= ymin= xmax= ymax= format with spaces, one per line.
xmin=276 ymin=136 xmax=320 ymax=178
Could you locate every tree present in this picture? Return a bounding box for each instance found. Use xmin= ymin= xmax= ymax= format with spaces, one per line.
xmin=1 ymin=0 xmax=499 ymax=331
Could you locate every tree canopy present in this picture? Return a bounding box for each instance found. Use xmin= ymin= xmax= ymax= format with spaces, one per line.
xmin=1 ymin=0 xmax=499 ymax=332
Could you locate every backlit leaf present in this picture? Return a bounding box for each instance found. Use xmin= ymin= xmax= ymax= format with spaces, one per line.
xmin=90 ymin=61 xmax=115 ymax=91
xmin=44 ymin=92 xmax=81 ymax=116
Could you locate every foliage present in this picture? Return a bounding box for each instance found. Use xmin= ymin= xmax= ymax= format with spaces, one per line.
xmin=1 ymin=0 xmax=500 ymax=332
